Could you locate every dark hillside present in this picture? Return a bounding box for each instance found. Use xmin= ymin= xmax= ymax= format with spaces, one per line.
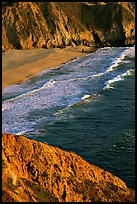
xmin=2 ymin=2 xmax=135 ymax=51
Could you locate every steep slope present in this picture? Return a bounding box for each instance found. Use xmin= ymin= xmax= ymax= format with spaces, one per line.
xmin=2 ymin=2 xmax=135 ymax=51
xmin=2 ymin=133 xmax=135 ymax=202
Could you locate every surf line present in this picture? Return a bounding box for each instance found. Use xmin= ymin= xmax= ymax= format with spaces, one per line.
xmin=103 ymin=69 xmax=134 ymax=90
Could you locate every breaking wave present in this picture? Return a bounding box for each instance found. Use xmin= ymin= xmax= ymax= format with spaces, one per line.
xmin=103 ymin=69 xmax=134 ymax=90
xmin=106 ymin=47 xmax=132 ymax=72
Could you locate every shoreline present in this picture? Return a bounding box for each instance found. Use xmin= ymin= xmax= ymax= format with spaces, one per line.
xmin=2 ymin=46 xmax=97 ymax=91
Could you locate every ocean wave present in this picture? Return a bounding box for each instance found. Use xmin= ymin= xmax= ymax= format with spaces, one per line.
xmin=124 ymin=46 xmax=135 ymax=57
xmin=41 ymin=79 xmax=57 ymax=89
xmin=106 ymin=46 xmax=135 ymax=72
xmin=3 ymin=79 xmax=57 ymax=105
xmin=81 ymin=94 xmax=91 ymax=100
xmin=81 ymin=93 xmax=100 ymax=102
xmin=106 ymin=50 xmax=127 ymax=72
xmin=3 ymin=47 xmax=134 ymax=106
xmin=15 ymin=130 xmax=29 ymax=136
xmin=15 ymin=128 xmax=35 ymax=136
xmin=71 ymin=71 xmax=107 ymax=82
xmin=2 ymin=103 xmax=12 ymax=111
xmin=53 ymin=93 xmax=100 ymax=116
xmin=103 ymin=69 xmax=134 ymax=90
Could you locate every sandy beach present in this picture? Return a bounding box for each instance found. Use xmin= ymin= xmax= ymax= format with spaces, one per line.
xmin=2 ymin=46 xmax=97 ymax=91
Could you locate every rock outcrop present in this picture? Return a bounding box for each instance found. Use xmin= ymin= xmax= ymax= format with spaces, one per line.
xmin=2 ymin=2 xmax=135 ymax=51
xmin=2 ymin=133 xmax=135 ymax=202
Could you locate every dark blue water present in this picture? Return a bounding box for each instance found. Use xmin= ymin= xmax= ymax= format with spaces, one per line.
xmin=2 ymin=46 xmax=135 ymax=189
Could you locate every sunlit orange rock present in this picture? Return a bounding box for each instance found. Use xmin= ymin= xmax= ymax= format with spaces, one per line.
xmin=2 ymin=132 xmax=135 ymax=202
xmin=2 ymin=2 xmax=135 ymax=51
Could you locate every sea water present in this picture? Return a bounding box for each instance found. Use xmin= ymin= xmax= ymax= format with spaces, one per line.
xmin=2 ymin=46 xmax=135 ymax=189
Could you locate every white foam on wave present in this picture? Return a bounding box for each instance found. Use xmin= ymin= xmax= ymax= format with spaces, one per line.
xmin=2 ymin=103 xmax=13 ymax=111
xmin=90 ymin=72 xmax=105 ymax=78
xmin=2 ymin=79 xmax=56 ymax=111
xmin=103 ymin=69 xmax=134 ymax=90
xmin=106 ymin=51 xmax=126 ymax=72
xmin=15 ymin=128 xmax=35 ymax=136
xmin=106 ymin=47 xmax=134 ymax=72
xmin=41 ymin=79 xmax=56 ymax=89
xmin=75 ymin=47 xmax=134 ymax=82
xmin=53 ymin=106 xmax=70 ymax=116
xmin=72 ymin=71 xmax=106 ymax=82
xmin=81 ymin=93 xmax=100 ymax=102
xmin=103 ymin=84 xmax=115 ymax=90
xmin=15 ymin=130 xmax=29 ymax=136
xmin=81 ymin=94 xmax=91 ymax=100
xmin=3 ymin=79 xmax=57 ymax=106
xmin=124 ymin=45 xmax=135 ymax=57
xmin=53 ymin=93 xmax=100 ymax=117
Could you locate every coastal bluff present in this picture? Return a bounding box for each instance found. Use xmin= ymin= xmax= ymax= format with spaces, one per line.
xmin=2 ymin=133 xmax=135 ymax=202
xmin=2 ymin=2 xmax=135 ymax=51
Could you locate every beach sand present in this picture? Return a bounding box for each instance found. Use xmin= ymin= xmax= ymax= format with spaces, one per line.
xmin=2 ymin=46 xmax=97 ymax=91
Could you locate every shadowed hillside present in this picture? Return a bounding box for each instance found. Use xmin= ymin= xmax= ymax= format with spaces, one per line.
xmin=2 ymin=2 xmax=135 ymax=51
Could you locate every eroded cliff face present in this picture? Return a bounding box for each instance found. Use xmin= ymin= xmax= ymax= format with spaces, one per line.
xmin=2 ymin=133 xmax=135 ymax=202
xmin=2 ymin=2 xmax=135 ymax=51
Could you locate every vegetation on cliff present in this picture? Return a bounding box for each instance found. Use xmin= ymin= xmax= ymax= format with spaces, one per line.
xmin=2 ymin=133 xmax=135 ymax=202
xmin=2 ymin=2 xmax=135 ymax=51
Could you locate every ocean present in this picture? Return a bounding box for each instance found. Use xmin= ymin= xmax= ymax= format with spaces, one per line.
xmin=2 ymin=46 xmax=135 ymax=189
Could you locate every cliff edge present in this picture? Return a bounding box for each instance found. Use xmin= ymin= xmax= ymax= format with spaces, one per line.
xmin=2 ymin=133 xmax=135 ymax=202
xmin=2 ymin=2 xmax=135 ymax=51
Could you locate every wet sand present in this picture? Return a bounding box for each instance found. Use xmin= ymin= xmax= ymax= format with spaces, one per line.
xmin=2 ymin=46 xmax=97 ymax=91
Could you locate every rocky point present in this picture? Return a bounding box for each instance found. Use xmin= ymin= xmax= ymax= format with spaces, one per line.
xmin=2 ymin=133 xmax=135 ymax=202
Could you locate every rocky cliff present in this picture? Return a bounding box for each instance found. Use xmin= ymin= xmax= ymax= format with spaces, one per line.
xmin=2 ymin=133 xmax=135 ymax=202
xmin=2 ymin=2 xmax=135 ymax=51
